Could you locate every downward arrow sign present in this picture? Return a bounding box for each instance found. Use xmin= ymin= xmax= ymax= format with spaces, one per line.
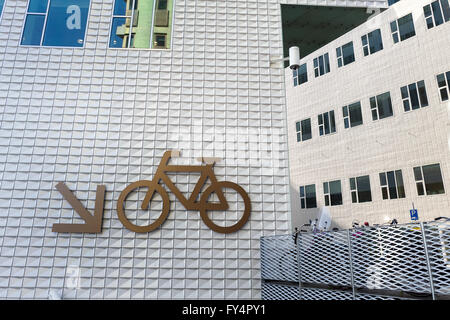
xmin=52 ymin=182 xmax=106 ymax=233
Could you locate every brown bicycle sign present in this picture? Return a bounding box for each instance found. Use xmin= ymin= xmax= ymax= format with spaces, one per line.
xmin=52 ymin=150 xmax=251 ymax=234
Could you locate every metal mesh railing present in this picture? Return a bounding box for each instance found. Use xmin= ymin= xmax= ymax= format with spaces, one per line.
xmin=261 ymin=282 xmax=300 ymax=300
xmin=351 ymin=224 xmax=431 ymax=294
xmin=261 ymin=219 xmax=450 ymax=300
xmin=299 ymin=230 xmax=352 ymax=287
xmin=260 ymin=234 xmax=298 ymax=283
xmin=423 ymin=219 xmax=450 ymax=296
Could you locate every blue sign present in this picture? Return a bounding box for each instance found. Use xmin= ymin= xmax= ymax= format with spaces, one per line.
xmin=410 ymin=209 xmax=419 ymax=221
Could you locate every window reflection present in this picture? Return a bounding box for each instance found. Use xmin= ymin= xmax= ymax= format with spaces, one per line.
xmin=110 ymin=0 xmax=174 ymax=49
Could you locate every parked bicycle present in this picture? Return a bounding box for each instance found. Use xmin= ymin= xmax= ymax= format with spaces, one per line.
xmin=117 ymin=150 xmax=251 ymax=234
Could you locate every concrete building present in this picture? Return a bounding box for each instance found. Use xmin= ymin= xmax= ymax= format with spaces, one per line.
xmin=286 ymin=0 xmax=450 ymax=231
xmin=0 ymin=0 xmax=387 ymax=299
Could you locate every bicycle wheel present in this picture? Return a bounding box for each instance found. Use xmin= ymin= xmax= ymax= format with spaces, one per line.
xmin=199 ymin=181 xmax=251 ymax=234
xmin=117 ymin=180 xmax=170 ymax=233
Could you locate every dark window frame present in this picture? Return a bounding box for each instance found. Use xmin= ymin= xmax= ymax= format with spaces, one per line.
xmin=324 ymin=180 xmax=343 ymax=206
xmin=350 ymin=175 xmax=372 ymax=203
xmin=379 ymin=170 xmax=406 ymax=200
xmin=318 ymin=110 xmax=336 ymax=136
xmin=414 ymin=164 xmax=445 ymax=196
xmin=401 ymin=80 xmax=429 ymax=112
xmin=370 ymin=92 xmax=394 ymax=121
xmin=437 ymin=71 xmax=450 ymax=101
xmin=343 ymin=102 xmax=363 ymax=129
xmin=390 ymin=13 xmax=416 ymax=43
xmin=300 ymin=184 xmax=317 ymax=209
xmin=362 ymin=29 xmax=384 ymax=56
xmin=295 ymin=118 xmax=312 ymax=142
xmin=313 ymin=53 xmax=331 ymax=77
xmin=336 ymin=42 xmax=355 ymax=67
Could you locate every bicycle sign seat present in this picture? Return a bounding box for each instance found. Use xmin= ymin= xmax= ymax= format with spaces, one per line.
xmin=196 ymin=156 xmax=222 ymax=165
xmin=116 ymin=150 xmax=251 ymax=234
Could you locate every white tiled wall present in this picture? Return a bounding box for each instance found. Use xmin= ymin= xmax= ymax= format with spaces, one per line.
xmin=286 ymin=0 xmax=450 ymax=231
xmin=0 ymin=0 xmax=387 ymax=299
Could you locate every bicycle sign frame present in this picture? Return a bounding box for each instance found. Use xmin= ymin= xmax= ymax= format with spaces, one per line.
xmin=117 ymin=150 xmax=251 ymax=234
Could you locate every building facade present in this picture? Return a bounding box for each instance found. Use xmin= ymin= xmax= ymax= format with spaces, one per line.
xmin=286 ymin=0 xmax=450 ymax=231
xmin=0 ymin=0 xmax=387 ymax=299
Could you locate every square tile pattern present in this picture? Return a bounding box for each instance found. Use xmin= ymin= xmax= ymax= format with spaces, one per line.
xmin=0 ymin=0 xmax=386 ymax=299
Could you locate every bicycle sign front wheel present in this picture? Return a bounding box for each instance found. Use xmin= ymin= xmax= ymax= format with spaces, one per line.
xmin=117 ymin=180 xmax=170 ymax=233
xmin=199 ymin=181 xmax=251 ymax=234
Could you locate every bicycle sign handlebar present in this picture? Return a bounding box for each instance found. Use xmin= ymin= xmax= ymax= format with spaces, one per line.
xmin=116 ymin=150 xmax=252 ymax=234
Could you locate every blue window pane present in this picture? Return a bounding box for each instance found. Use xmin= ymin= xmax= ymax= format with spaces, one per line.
xmin=398 ymin=14 xmax=416 ymax=41
xmin=298 ymin=63 xmax=308 ymax=85
xmin=300 ymin=186 xmax=305 ymax=197
xmin=368 ymin=29 xmax=383 ymax=54
xmin=42 ymin=0 xmax=90 ymax=47
xmin=403 ymin=100 xmax=410 ymax=112
xmin=113 ymin=0 xmax=128 ymax=16
xmin=431 ymin=0 xmax=444 ymax=26
xmin=376 ymin=92 xmax=394 ymax=119
xmin=342 ymin=42 xmax=355 ymax=65
xmin=318 ymin=55 xmax=324 ymax=75
xmin=408 ymin=83 xmax=420 ymax=110
xmin=342 ymin=106 xmax=348 ymax=117
xmin=417 ymin=81 xmax=429 ymax=107
xmin=361 ymin=35 xmax=368 ymax=46
xmin=442 ymin=0 xmax=450 ymax=21
xmin=110 ymin=17 xmax=126 ymax=48
xmin=324 ymin=53 xmax=330 ymax=73
xmin=21 ymin=14 xmax=45 ymax=45
xmin=0 ymin=0 xmax=4 ymax=16
xmin=393 ymin=33 xmax=399 ymax=43
xmin=28 ymin=0 xmax=48 ymax=13
xmin=401 ymin=86 xmax=409 ymax=99
xmin=390 ymin=21 xmax=398 ymax=32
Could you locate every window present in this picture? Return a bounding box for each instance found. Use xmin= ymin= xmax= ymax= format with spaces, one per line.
xmin=21 ymin=0 xmax=91 ymax=47
xmin=362 ymin=29 xmax=383 ymax=56
xmin=313 ymin=53 xmax=330 ymax=77
xmin=0 ymin=0 xmax=4 ymax=19
xmin=343 ymin=102 xmax=363 ymax=129
xmin=390 ymin=13 xmax=416 ymax=43
xmin=437 ymin=71 xmax=450 ymax=101
xmin=110 ymin=0 xmax=174 ymax=49
xmin=424 ymin=0 xmax=450 ymax=29
xmin=414 ymin=164 xmax=445 ymax=196
xmin=336 ymin=42 xmax=355 ymax=67
xmin=293 ymin=63 xmax=308 ymax=87
xmin=154 ymin=33 xmax=166 ymax=48
xmin=350 ymin=176 xmax=372 ymax=203
xmin=370 ymin=92 xmax=394 ymax=120
xmin=300 ymin=185 xmax=317 ymax=209
xmin=388 ymin=0 xmax=400 ymax=5
xmin=318 ymin=111 xmax=336 ymax=136
xmin=295 ymin=119 xmax=312 ymax=142
xmin=157 ymin=0 xmax=167 ymax=10
xmin=379 ymin=170 xmax=405 ymax=200
xmin=324 ymin=180 xmax=342 ymax=206
xmin=401 ymin=81 xmax=429 ymax=111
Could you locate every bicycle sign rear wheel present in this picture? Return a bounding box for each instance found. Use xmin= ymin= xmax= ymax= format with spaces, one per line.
xmin=199 ymin=181 xmax=251 ymax=234
xmin=117 ymin=180 xmax=170 ymax=233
